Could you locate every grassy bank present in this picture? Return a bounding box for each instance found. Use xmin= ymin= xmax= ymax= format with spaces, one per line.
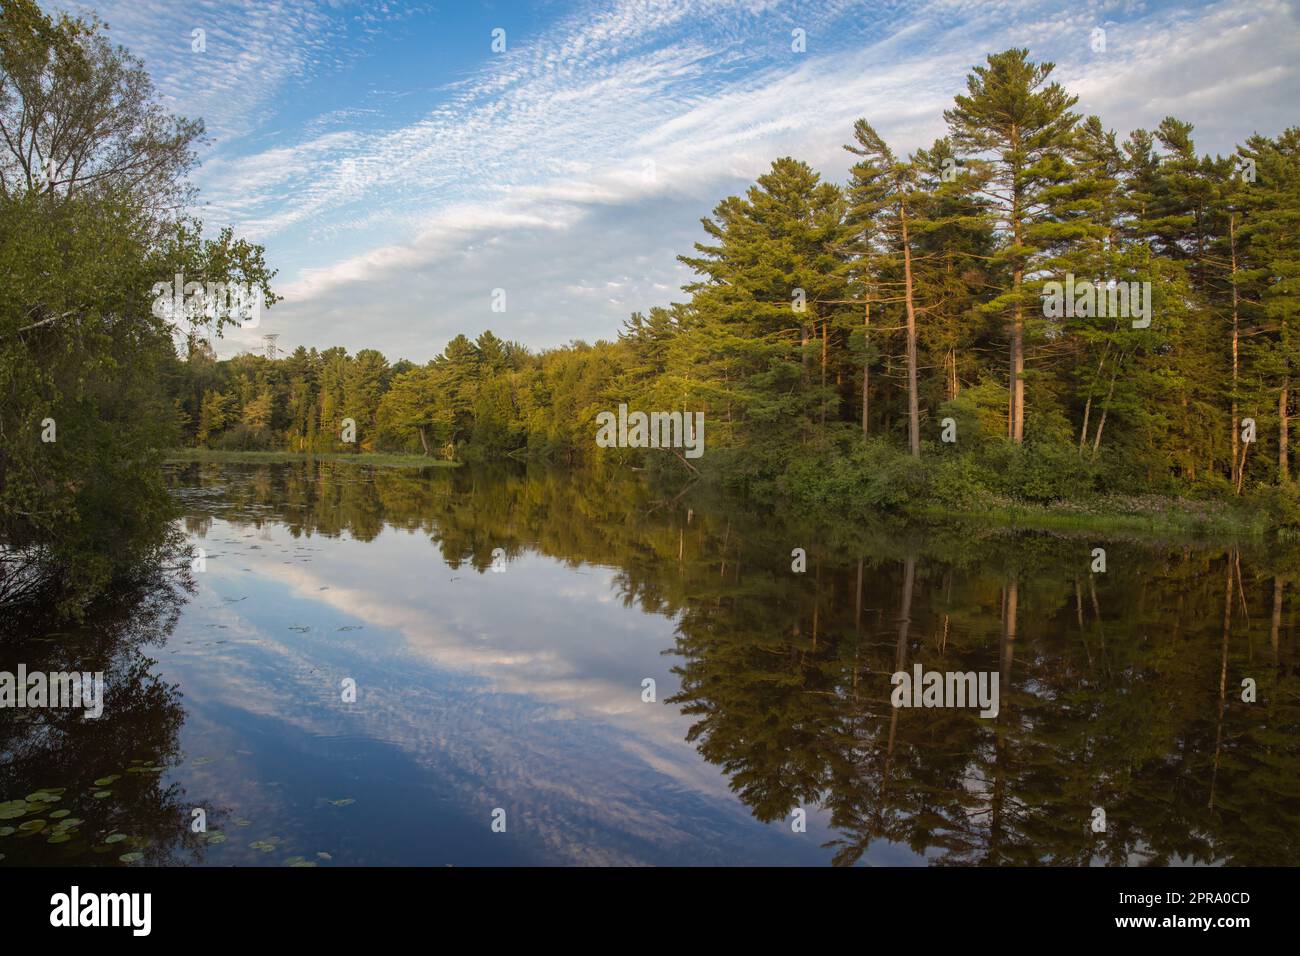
xmin=771 ymin=440 xmax=1295 ymax=541
xmin=907 ymin=496 xmax=1266 ymax=539
xmin=165 ymin=448 xmax=461 ymax=469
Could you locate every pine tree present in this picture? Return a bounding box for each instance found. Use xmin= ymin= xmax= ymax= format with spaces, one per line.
xmin=945 ymin=49 xmax=1080 ymax=443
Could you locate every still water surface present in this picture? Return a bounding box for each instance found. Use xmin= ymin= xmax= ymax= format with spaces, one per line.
xmin=2 ymin=461 xmax=1297 ymax=865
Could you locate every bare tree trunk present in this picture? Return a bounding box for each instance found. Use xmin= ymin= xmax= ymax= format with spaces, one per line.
xmin=1079 ymin=395 xmax=1093 ymax=454
xmin=1010 ymin=176 xmax=1025 ymax=443
xmin=900 ymin=202 xmax=921 ymax=457
xmin=1011 ymin=305 xmax=1024 ymax=443
xmin=821 ymin=318 xmax=829 ymax=428
xmin=1092 ymin=364 xmax=1119 ymax=457
xmin=1281 ymin=375 xmax=1290 ymax=482
xmin=862 ymin=301 xmax=871 ymax=438
xmin=1231 ymin=214 xmax=1241 ymax=486
xmin=1236 ymin=440 xmax=1250 ymax=495
xmin=1079 ymin=342 xmax=1111 ymax=454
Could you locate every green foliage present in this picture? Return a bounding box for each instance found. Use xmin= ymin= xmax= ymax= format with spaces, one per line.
xmin=0 ymin=3 xmax=274 ymax=616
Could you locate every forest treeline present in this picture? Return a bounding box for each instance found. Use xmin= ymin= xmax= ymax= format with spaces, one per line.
xmin=168 ymin=48 xmax=1300 ymax=523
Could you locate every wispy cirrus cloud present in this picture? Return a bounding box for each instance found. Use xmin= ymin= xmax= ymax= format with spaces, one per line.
xmin=49 ymin=0 xmax=1300 ymax=360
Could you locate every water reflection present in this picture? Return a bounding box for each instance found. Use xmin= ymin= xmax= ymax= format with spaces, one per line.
xmin=2 ymin=460 xmax=1297 ymax=865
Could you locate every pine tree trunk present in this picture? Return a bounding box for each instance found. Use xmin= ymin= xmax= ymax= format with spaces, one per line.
xmin=1231 ymin=214 xmax=1241 ymax=486
xmin=820 ymin=318 xmax=828 ymax=428
xmin=900 ymin=201 xmax=921 ymax=457
xmin=1281 ymin=376 xmax=1290 ymax=482
xmin=862 ymin=301 xmax=870 ymax=438
xmin=1010 ymin=158 xmax=1025 ymax=444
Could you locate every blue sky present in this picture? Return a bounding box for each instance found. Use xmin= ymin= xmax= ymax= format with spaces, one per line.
xmin=51 ymin=0 xmax=1300 ymax=362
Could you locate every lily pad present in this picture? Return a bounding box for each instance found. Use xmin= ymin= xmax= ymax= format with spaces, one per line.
xmin=17 ymin=819 xmax=46 ymax=834
xmin=50 ymin=809 xmax=71 ymax=819
xmin=103 ymin=833 xmax=128 ymax=844
xmin=92 ymin=790 xmax=112 ymax=799
xmin=0 ymin=827 xmax=15 ymax=837
xmin=47 ymin=833 xmax=72 ymax=844
xmin=0 ymin=800 xmax=30 ymax=820
xmin=118 ymin=852 xmax=144 ymax=863
xmin=204 ymin=832 xmax=226 ymax=845
xmin=93 ymin=775 xmax=121 ymax=786
xmin=289 ymin=860 xmax=317 ymax=867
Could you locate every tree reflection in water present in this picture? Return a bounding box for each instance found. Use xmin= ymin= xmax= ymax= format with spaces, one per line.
xmin=5 ymin=460 xmax=1296 ymax=866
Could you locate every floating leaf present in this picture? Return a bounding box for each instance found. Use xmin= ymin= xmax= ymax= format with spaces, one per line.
xmin=17 ymin=819 xmax=46 ymax=834
xmin=0 ymin=802 xmax=29 ymax=820
xmin=325 ymin=798 xmax=355 ymax=807
xmin=283 ymin=855 xmax=306 ymax=865
xmin=49 ymin=809 xmax=71 ymax=819
xmin=47 ymin=833 xmax=72 ymax=844
xmin=92 ymin=791 xmax=112 ymax=799
xmin=118 ymin=852 xmax=144 ymax=863
xmin=104 ymin=834 xmax=128 ymax=844
xmin=94 ymin=775 xmax=121 ymax=786
xmin=204 ymin=832 xmax=226 ymax=845
xmin=289 ymin=860 xmax=317 ymax=867
xmin=0 ymin=827 xmax=15 ymax=837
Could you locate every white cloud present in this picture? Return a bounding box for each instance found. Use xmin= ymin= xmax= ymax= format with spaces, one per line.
xmin=61 ymin=0 xmax=1300 ymax=360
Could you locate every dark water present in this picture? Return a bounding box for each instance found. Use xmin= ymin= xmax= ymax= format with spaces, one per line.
xmin=2 ymin=461 xmax=1298 ymax=866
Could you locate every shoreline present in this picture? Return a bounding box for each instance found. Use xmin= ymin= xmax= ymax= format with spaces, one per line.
xmin=163 ymin=449 xmax=461 ymax=469
xmin=164 ymin=449 xmax=1273 ymax=541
